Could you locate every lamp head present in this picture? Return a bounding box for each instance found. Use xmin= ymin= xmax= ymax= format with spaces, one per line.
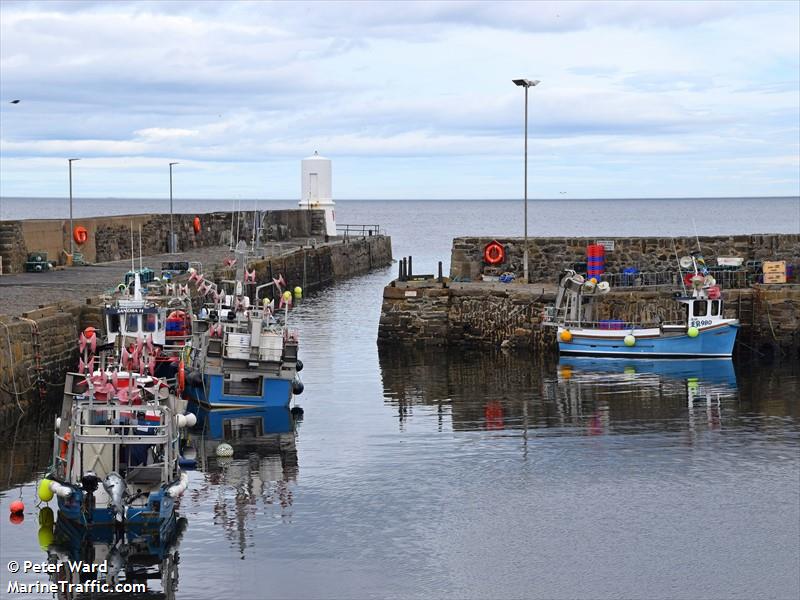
xmin=512 ymin=79 xmax=541 ymax=88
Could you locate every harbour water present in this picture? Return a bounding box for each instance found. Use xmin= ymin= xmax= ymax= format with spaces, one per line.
xmin=1 ymin=197 xmax=799 ymax=599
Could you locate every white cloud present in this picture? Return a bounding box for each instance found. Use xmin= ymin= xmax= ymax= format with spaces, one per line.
xmin=0 ymin=0 xmax=797 ymax=198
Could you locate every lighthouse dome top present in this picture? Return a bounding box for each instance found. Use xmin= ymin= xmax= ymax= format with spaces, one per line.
xmin=304 ymin=150 xmax=329 ymax=161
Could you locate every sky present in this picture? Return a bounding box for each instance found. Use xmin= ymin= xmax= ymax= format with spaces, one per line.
xmin=0 ymin=0 xmax=798 ymax=200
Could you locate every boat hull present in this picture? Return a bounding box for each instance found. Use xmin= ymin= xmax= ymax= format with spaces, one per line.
xmin=558 ymin=323 xmax=739 ymax=358
xmin=56 ymin=487 xmax=176 ymax=538
xmin=186 ymin=373 xmax=293 ymax=409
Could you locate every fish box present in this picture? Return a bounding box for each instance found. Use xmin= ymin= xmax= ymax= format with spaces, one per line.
xmin=258 ymin=332 xmax=283 ymax=362
xmin=226 ymin=333 xmax=252 ymax=359
xmin=763 ymin=272 xmax=787 ymax=284
xmin=762 ymin=261 xmax=786 ymax=274
xmin=717 ymin=257 xmax=743 ymax=267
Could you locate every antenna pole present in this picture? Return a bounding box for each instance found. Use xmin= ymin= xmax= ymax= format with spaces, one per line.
xmin=130 ymin=221 xmax=135 ymax=272
xmin=252 ymin=197 xmax=257 ymax=252
xmin=235 ymin=198 xmax=241 ymax=244
xmin=673 ymin=237 xmax=687 ymax=295
xmin=139 ymin=224 xmax=143 ymax=271
xmin=229 ymin=198 xmax=236 ymax=250
xmin=692 ymin=218 xmax=702 ymax=253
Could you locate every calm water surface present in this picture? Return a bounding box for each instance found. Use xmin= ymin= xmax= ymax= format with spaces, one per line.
xmin=1 ymin=198 xmax=799 ymax=599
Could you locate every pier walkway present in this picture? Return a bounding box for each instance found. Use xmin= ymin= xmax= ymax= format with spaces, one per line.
xmin=0 ymin=241 xmax=308 ymax=316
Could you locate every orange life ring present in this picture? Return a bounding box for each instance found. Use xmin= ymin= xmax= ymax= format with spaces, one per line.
xmin=193 ymin=216 xmax=201 ymax=234
xmin=177 ymin=360 xmax=185 ymax=392
xmin=483 ymin=240 xmax=505 ymax=265
xmin=73 ymin=226 xmax=88 ymax=245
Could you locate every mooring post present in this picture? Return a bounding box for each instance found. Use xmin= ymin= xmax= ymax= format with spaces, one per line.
xmin=400 ymin=258 xmax=406 ymax=281
xmin=438 ymin=261 xmax=443 ymax=283
xmin=398 ymin=259 xmax=403 ymax=281
xmin=408 ymin=256 xmax=413 ymax=279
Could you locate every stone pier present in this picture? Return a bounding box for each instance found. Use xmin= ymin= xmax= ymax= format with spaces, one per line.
xmin=380 ymin=232 xmax=800 ymax=361
xmin=0 ymin=216 xmax=392 ymax=421
xmin=378 ymin=279 xmax=800 ymax=360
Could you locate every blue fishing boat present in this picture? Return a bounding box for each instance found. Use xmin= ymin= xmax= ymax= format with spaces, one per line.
xmin=183 ymin=243 xmax=303 ymax=410
xmin=544 ymin=253 xmax=739 ymax=358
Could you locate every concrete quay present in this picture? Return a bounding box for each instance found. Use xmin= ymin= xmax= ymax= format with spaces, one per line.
xmin=0 ymin=245 xmax=248 ymax=316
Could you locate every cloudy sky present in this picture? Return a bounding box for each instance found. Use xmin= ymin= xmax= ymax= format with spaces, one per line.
xmin=0 ymin=0 xmax=798 ymax=199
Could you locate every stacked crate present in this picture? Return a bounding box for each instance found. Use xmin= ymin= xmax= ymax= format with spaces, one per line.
xmin=762 ymin=261 xmax=786 ymax=284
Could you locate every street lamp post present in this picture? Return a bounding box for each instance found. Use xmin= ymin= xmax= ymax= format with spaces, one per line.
xmin=169 ymin=162 xmax=179 ymax=253
xmin=68 ymin=158 xmax=81 ymax=257
xmin=512 ymin=78 xmax=540 ymax=283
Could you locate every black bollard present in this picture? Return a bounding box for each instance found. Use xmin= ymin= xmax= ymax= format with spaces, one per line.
xmin=408 ymin=255 xmax=413 ymax=279
xmin=438 ymin=261 xmax=443 ymax=283
xmin=398 ymin=259 xmax=403 ymax=281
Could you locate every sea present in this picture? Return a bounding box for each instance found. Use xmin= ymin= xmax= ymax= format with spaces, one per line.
xmin=1 ymin=196 xmax=799 ymax=599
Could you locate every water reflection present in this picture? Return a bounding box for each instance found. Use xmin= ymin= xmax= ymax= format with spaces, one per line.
xmin=379 ymin=347 xmax=797 ymax=438
xmin=555 ymin=357 xmax=738 ymax=436
xmin=187 ymin=406 xmax=299 ymax=557
xmin=1 ymin=401 xmax=61 ymax=494
xmin=41 ymin=507 xmax=186 ymax=599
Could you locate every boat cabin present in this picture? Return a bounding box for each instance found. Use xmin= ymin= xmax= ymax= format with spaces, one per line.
xmin=676 ymin=296 xmax=726 ymax=329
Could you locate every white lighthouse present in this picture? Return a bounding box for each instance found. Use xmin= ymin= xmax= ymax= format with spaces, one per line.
xmin=299 ymin=151 xmax=336 ymax=237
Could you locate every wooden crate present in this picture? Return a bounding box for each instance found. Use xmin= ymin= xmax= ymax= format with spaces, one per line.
xmin=762 ymin=260 xmax=786 ymax=274
xmin=763 ymin=272 xmax=787 ymax=284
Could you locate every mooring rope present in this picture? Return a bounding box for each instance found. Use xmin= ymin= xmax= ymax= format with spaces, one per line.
xmin=0 ymin=319 xmax=24 ymax=413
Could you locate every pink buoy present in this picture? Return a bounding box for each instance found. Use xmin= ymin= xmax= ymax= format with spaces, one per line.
xmin=10 ymin=499 xmax=24 ymax=514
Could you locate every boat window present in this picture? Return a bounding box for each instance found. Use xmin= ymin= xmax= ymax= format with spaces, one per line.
xmin=711 ymin=300 xmax=720 ymax=316
xmin=107 ymin=314 xmax=120 ymax=333
xmin=126 ymin=314 xmax=139 ymax=331
xmin=144 ymin=313 xmax=158 ymax=332
xmin=693 ymin=301 xmax=708 ymax=317
xmin=223 ymin=375 xmax=263 ymax=397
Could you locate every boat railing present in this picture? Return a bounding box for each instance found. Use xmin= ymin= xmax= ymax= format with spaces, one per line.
xmin=594 ymin=269 xmax=748 ymax=290
xmin=71 ymin=404 xmax=174 ymax=445
xmin=559 ymin=318 xmax=688 ymax=330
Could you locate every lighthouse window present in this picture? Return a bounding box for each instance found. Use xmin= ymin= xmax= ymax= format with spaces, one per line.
xmin=711 ymin=300 xmax=720 ymax=316
xmin=693 ymin=301 xmax=708 ymax=317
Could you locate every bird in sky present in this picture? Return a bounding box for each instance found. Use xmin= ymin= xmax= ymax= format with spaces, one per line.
xmin=9 ymin=100 xmax=20 ymax=104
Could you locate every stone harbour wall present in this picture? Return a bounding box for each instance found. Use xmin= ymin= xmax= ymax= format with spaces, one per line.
xmin=0 ymin=235 xmax=392 ymax=418
xmin=209 ymin=235 xmax=393 ymax=296
xmin=0 ymin=307 xmax=82 ymax=427
xmin=379 ymin=282 xmax=555 ymax=350
xmin=0 ymin=209 xmax=326 ymax=273
xmin=451 ymin=234 xmax=800 ymax=283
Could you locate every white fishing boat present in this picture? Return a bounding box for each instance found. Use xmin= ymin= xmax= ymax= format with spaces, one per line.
xmin=39 ymin=335 xmax=194 ymax=538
